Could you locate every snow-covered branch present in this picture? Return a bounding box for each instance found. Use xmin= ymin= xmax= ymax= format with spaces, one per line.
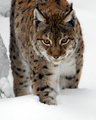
xmin=0 ymin=34 xmax=13 ymax=98
xmin=0 ymin=0 xmax=11 ymax=17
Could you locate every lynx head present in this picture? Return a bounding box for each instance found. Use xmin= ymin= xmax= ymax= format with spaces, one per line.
xmin=32 ymin=2 xmax=77 ymax=65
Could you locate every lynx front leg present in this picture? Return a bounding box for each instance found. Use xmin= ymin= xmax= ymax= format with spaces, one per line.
xmin=59 ymin=55 xmax=83 ymax=89
xmin=31 ymin=73 xmax=57 ymax=105
xmin=29 ymin=62 xmax=57 ymax=105
xmin=59 ymin=68 xmax=82 ymax=90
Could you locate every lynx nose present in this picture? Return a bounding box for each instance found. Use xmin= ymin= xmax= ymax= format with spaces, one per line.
xmin=53 ymin=55 xmax=59 ymax=59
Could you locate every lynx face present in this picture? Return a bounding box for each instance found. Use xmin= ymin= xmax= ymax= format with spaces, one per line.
xmin=32 ymin=8 xmax=77 ymax=65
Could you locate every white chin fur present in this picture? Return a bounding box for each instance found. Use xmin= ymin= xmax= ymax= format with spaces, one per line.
xmin=52 ymin=60 xmax=61 ymax=65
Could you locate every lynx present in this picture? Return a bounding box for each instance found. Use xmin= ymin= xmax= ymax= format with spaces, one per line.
xmin=10 ymin=0 xmax=84 ymax=105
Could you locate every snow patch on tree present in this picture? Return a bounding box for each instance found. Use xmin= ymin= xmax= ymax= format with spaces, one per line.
xmin=0 ymin=34 xmax=9 ymax=78
xmin=0 ymin=34 xmax=13 ymax=98
xmin=0 ymin=0 xmax=11 ymax=17
xmin=0 ymin=77 xmax=13 ymax=98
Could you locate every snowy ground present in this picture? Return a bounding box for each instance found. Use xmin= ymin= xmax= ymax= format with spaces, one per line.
xmin=0 ymin=0 xmax=96 ymax=120
xmin=0 ymin=89 xmax=96 ymax=120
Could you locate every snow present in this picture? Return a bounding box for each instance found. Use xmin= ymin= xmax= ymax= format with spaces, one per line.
xmin=0 ymin=0 xmax=11 ymax=17
xmin=0 ymin=90 xmax=96 ymax=120
xmin=0 ymin=23 xmax=12 ymax=98
xmin=0 ymin=77 xmax=13 ymax=98
xmin=0 ymin=34 xmax=9 ymax=78
xmin=0 ymin=0 xmax=96 ymax=120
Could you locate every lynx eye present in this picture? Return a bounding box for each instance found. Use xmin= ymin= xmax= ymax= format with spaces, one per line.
xmin=42 ymin=39 xmax=51 ymax=46
xmin=60 ymin=38 xmax=69 ymax=45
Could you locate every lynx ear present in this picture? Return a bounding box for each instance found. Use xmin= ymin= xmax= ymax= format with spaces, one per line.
xmin=34 ymin=8 xmax=45 ymax=23
xmin=64 ymin=10 xmax=75 ymax=27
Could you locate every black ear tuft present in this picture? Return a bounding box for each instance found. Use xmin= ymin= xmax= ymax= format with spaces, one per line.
xmin=36 ymin=0 xmax=40 ymax=9
xmin=70 ymin=3 xmax=73 ymax=11
xmin=55 ymin=0 xmax=60 ymax=5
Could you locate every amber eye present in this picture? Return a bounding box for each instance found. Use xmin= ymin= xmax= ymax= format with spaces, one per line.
xmin=61 ymin=38 xmax=69 ymax=45
xmin=42 ymin=39 xmax=51 ymax=46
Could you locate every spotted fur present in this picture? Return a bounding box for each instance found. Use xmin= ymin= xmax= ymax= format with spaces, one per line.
xmin=10 ymin=0 xmax=84 ymax=105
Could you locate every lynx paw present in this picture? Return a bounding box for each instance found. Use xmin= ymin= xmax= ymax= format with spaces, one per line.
xmin=40 ymin=97 xmax=57 ymax=105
